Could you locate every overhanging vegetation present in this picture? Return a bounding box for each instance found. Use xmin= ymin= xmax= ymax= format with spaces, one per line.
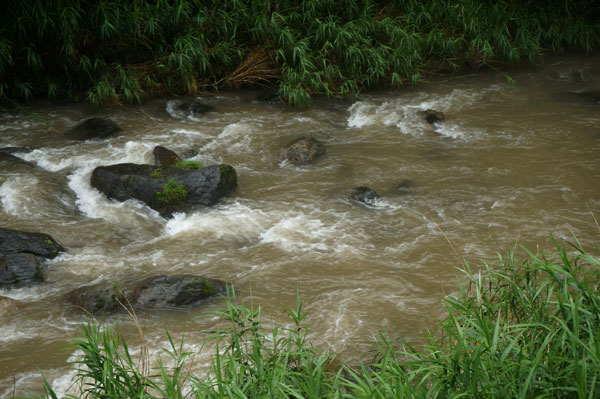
xmin=2 ymin=0 xmax=599 ymax=106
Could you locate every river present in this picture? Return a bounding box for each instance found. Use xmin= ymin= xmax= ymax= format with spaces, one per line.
xmin=1 ymin=54 xmax=599 ymax=396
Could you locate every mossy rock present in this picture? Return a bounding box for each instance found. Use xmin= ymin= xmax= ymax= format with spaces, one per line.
xmin=91 ymin=163 xmax=237 ymax=217
xmin=68 ymin=281 xmax=126 ymax=314
xmin=132 ymin=275 xmax=225 ymax=309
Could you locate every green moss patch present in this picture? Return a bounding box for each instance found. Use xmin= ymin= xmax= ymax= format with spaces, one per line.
xmin=149 ymin=168 xmax=164 ymax=178
xmin=173 ymin=160 xmax=203 ymax=169
xmin=155 ymin=179 xmax=188 ymax=207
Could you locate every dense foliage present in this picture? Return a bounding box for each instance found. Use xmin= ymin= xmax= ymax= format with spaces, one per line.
xmin=1 ymin=0 xmax=599 ymax=106
xmin=32 ymin=237 xmax=600 ymax=398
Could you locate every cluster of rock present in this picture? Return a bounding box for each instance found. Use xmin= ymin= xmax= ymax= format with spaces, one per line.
xmin=1 ymin=112 xmax=236 ymax=317
xmin=1 ymin=102 xmax=443 ymax=316
xmin=0 ymin=225 xmax=227 ymax=317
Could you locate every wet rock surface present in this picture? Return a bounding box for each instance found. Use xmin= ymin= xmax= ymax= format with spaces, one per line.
xmin=64 ymin=118 xmax=121 ymax=140
xmin=0 ymin=227 xmax=64 ymax=286
xmin=68 ymin=281 xmax=126 ymax=314
xmin=421 ymin=109 xmax=445 ymax=124
xmin=91 ymin=163 xmax=237 ymax=217
xmin=350 ymin=187 xmax=380 ymax=206
xmin=132 ymin=275 xmax=226 ymax=309
xmin=279 ymin=136 xmax=326 ymax=165
xmin=0 ymin=147 xmax=32 ymax=155
xmin=68 ymin=275 xmax=226 ymax=313
xmin=153 ymin=146 xmax=182 ymax=166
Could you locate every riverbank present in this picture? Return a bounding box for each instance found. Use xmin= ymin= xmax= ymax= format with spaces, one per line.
xmin=33 ymin=238 xmax=600 ymax=398
xmin=2 ymin=0 xmax=599 ymax=106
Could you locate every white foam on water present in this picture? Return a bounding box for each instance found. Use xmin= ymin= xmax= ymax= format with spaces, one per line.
xmin=164 ymin=200 xmax=363 ymax=255
xmin=165 ymin=99 xmax=187 ymax=119
xmin=201 ymin=123 xmax=254 ymax=154
xmin=0 ymin=175 xmax=40 ymax=216
xmin=347 ymin=87 xmax=501 ymax=139
xmin=170 ymin=128 xmax=213 ymax=139
xmin=22 ymin=141 xmax=166 ymax=222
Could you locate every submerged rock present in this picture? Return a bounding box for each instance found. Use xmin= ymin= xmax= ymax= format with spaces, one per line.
xmin=0 ymin=152 xmax=33 ymax=167
xmin=0 ymin=227 xmax=64 ymax=286
xmin=171 ymin=100 xmax=214 ymax=118
xmin=90 ymin=163 xmax=237 ymax=217
xmin=153 ymin=146 xmax=182 ymax=167
xmin=132 ymin=275 xmax=225 ymax=309
xmin=68 ymin=275 xmax=226 ymax=314
xmin=421 ymin=109 xmax=445 ymax=124
xmin=189 ymin=101 xmax=214 ymax=117
xmin=181 ymin=148 xmax=199 ymax=159
xmin=396 ymin=179 xmax=414 ymax=194
xmin=65 ymin=118 xmax=121 ymax=140
xmin=0 ymin=147 xmax=32 ymax=155
xmin=351 ymin=187 xmax=380 ymax=206
xmin=279 ymin=136 xmax=326 ymax=165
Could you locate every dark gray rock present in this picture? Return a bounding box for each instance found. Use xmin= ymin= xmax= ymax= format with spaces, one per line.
xmin=279 ymin=136 xmax=326 ymax=165
xmin=67 ymin=275 xmax=226 ymax=313
xmin=182 ymin=148 xmax=199 ymax=159
xmin=153 ymin=146 xmax=182 ymax=167
xmin=0 ymin=228 xmax=63 ymax=287
xmin=65 ymin=118 xmax=121 ymax=140
xmin=421 ymin=109 xmax=445 ymax=124
xmin=132 ymin=275 xmax=225 ymax=309
xmin=189 ymin=101 xmax=214 ymax=117
xmin=172 ymin=100 xmax=214 ymax=118
xmin=0 ymin=152 xmax=33 ymax=167
xmin=0 ymin=253 xmax=43 ymax=286
xmin=351 ymin=187 xmax=380 ymax=206
xmin=0 ymin=147 xmax=32 ymax=155
xmin=68 ymin=281 xmax=126 ymax=314
xmin=0 ymin=227 xmax=64 ymax=258
xmin=90 ymin=163 xmax=237 ymax=217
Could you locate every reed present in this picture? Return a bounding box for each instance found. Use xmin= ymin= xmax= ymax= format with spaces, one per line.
xmin=1 ymin=0 xmax=598 ymax=106
xmin=31 ymin=237 xmax=600 ymax=398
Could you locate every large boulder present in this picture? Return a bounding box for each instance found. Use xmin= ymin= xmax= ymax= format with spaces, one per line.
xmin=91 ymin=163 xmax=237 ymax=217
xmin=65 ymin=118 xmax=121 ymax=140
xmin=132 ymin=275 xmax=225 ymax=309
xmin=0 ymin=227 xmax=64 ymax=286
xmin=68 ymin=275 xmax=226 ymax=314
xmin=153 ymin=146 xmax=182 ymax=167
xmin=350 ymin=187 xmax=380 ymax=206
xmin=279 ymin=136 xmax=326 ymax=165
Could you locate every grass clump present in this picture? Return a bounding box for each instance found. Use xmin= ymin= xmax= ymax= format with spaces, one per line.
xmin=154 ymin=179 xmax=187 ymax=207
xmin=172 ymin=160 xmax=203 ymax=169
xmin=1 ymin=1 xmax=599 ymax=106
xmin=148 ymin=168 xmax=163 ymax=178
xmin=32 ymin=237 xmax=600 ymax=398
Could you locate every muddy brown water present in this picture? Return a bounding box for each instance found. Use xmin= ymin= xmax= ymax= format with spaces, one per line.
xmin=1 ymin=54 xmax=599 ymax=396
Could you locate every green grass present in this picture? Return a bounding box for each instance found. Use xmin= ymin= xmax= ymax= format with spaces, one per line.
xmin=172 ymin=160 xmax=203 ymax=169
xmin=1 ymin=0 xmax=599 ymax=106
xmin=154 ymin=178 xmax=187 ymax=207
xmin=32 ymin=236 xmax=600 ymax=398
